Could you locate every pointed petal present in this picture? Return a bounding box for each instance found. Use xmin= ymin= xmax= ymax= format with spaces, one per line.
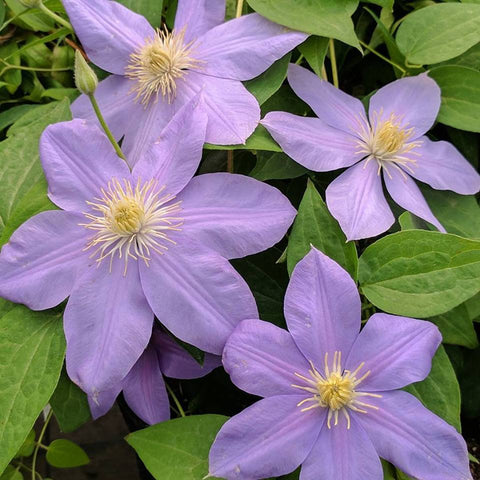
xmin=284 ymin=248 xmax=361 ymax=367
xmin=223 ymin=319 xmax=310 ymax=398
xmin=262 ymin=112 xmax=362 ymax=171
xmin=300 ymin=416 xmax=382 ymax=480
xmin=407 ymin=136 xmax=480 ymax=195
xmin=71 ymin=75 xmax=139 ymax=140
xmin=87 ymin=384 xmax=122 ymax=420
xmin=369 ymin=74 xmax=441 ymax=140
xmin=384 ymin=168 xmax=445 ymax=232
xmin=0 ymin=211 xmax=88 ymax=310
xmin=209 ymin=395 xmax=324 ymax=480
xmin=122 ymin=344 xmax=170 ymax=425
xmin=62 ymin=0 xmax=154 ymax=75
xmin=326 ymin=159 xmax=395 ymax=241
xmin=287 ymin=63 xmax=367 ymax=134
xmin=178 ymin=173 xmax=296 ymax=259
xmin=195 ymin=14 xmax=307 ymax=81
xmin=139 ymin=242 xmax=258 ymax=354
xmin=152 ymin=330 xmax=221 ymax=379
xmin=345 ymin=313 xmax=441 ymax=392
xmin=358 ymin=391 xmax=471 ymax=480
xmin=65 ymin=261 xmax=153 ymax=399
xmin=132 ymin=94 xmax=207 ymax=192
xmin=177 ymin=72 xmax=260 ymax=145
xmin=174 ymin=0 xmax=225 ymax=44
xmin=40 ymin=119 xmax=130 ymax=212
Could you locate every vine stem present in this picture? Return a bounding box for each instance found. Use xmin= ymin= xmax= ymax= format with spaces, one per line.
xmin=31 ymin=410 xmax=53 ymax=480
xmin=88 ymin=94 xmax=127 ymax=162
xmin=166 ymin=382 xmax=186 ymax=418
xmin=328 ymin=39 xmax=339 ymax=88
xmin=0 ymin=59 xmax=71 ymax=77
xmin=235 ymin=0 xmax=245 ymax=18
xmin=38 ymin=2 xmax=73 ymax=30
xmin=358 ymin=39 xmax=407 ymax=74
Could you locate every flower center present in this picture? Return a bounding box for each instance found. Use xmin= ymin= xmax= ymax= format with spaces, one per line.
xmin=354 ymin=110 xmax=423 ymax=179
xmin=293 ymin=351 xmax=382 ymax=429
xmin=126 ymin=27 xmax=200 ymax=105
xmin=81 ymin=178 xmax=182 ymax=274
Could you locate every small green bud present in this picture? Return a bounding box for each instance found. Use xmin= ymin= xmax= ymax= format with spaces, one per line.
xmin=18 ymin=0 xmax=42 ymax=7
xmin=74 ymin=50 xmax=98 ymax=95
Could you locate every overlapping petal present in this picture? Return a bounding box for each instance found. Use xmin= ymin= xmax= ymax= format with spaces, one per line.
xmin=223 ymin=319 xmax=310 ymax=398
xmin=345 ymin=313 xmax=441 ymax=392
xmin=123 ymin=344 xmax=170 ymax=425
xmin=326 ymin=159 xmax=395 ymax=241
xmin=0 ymin=211 xmax=89 ymax=310
xmin=87 ymin=384 xmax=122 ymax=420
xmin=62 ymin=0 xmax=154 ymax=75
xmin=300 ymin=416 xmax=382 ymax=480
xmin=209 ymin=395 xmax=324 ymax=480
xmin=368 ymin=74 xmax=441 ymax=140
xmin=358 ymin=391 xmax=471 ymax=480
xmin=132 ymin=94 xmax=207 ymax=193
xmin=139 ymin=241 xmax=258 ymax=355
xmin=284 ymin=248 xmax=361 ymax=367
xmin=384 ymin=167 xmax=445 ymax=232
xmin=261 ymin=112 xmax=363 ymax=171
xmin=195 ymin=14 xmax=307 ymax=81
xmin=407 ymin=137 xmax=480 ymax=195
xmin=40 ymin=119 xmax=130 ymax=212
xmin=65 ymin=261 xmax=153 ymax=399
xmin=174 ymin=0 xmax=226 ymax=44
xmin=178 ymin=173 xmax=295 ymax=259
xmin=287 ymin=64 xmax=367 ymax=134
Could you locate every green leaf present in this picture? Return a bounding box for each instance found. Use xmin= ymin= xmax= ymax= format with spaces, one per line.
xmin=0 ymin=305 xmax=65 ymax=474
xmin=0 ymin=43 xmax=21 ymax=95
xmin=396 ymin=3 xmax=480 ymax=65
xmin=405 ymin=345 xmax=461 ymax=431
xmin=358 ymin=230 xmax=480 ymax=318
xmin=204 ymin=125 xmax=281 ymax=152
xmin=430 ymin=303 xmax=478 ymax=349
xmin=250 ymin=151 xmax=308 ymax=181
xmin=0 ymin=99 xmax=71 ymax=238
xmin=298 ymin=36 xmax=329 ymax=77
xmin=0 ymin=1 xmax=5 ymax=25
xmin=246 ymin=0 xmax=361 ymax=49
xmin=437 ymin=43 xmax=480 ymax=71
xmin=0 ymin=105 xmax=40 ymax=132
xmin=5 ymin=0 xmax=54 ymax=31
xmin=245 ymin=54 xmax=290 ymax=105
xmin=46 ymin=439 xmax=90 ymax=468
xmin=126 ymin=415 xmax=228 ymax=480
xmin=364 ymin=0 xmax=393 ymax=8
xmin=287 ymin=179 xmax=358 ymax=278
xmin=0 ymin=466 xmax=23 ymax=480
xmin=465 ymin=292 xmax=480 ymax=322
xmin=15 ymin=429 xmax=35 ymax=458
xmin=428 ymin=65 xmax=480 ymax=133
xmin=50 ymin=369 xmax=91 ymax=433
xmin=114 ymin=0 xmax=163 ymax=26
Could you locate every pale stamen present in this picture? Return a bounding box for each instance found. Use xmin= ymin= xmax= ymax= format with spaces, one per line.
xmin=292 ymin=351 xmax=381 ymax=430
xmin=126 ymin=27 xmax=200 ymax=105
xmin=80 ymin=178 xmax=183 ymax=275
xmin=353 ymin=109 xmax=423 ymax=177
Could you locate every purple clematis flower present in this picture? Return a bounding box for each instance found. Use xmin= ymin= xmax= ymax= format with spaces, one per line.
xmin=91 ymin=327 xmax=221 ymax=422
xmin=0 ymin=97 xmax=296 ymax=406
xmin=62 ymin=0 xmax=308 ymax=165
xmin=209 ymin=248 xmax=471 ymax=480
xmin=262 ymin=65 xmax=480 ymax=240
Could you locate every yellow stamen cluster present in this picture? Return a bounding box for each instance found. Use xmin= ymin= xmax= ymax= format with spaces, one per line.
xmin=354 ymin=110 xmax=423 ymax=179
xmin=81 ymin=178 xmax=182 ymax=274
xmin=293 ymin=351 xmax=381 ymax=429
xmin=126 ymin=27 xmax=200 ymax=105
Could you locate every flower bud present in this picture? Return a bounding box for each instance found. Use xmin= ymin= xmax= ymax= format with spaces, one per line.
xmin=74 ymin=50 xmax=98 ymax=95
xmin=18 ymin=0 xmax=42 ymax=7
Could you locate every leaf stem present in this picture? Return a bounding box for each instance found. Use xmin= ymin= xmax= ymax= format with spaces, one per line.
xmin=235 ymin=0 xmax=245 ymax=18
xmin=358 ymin=39 xmax=407 ymax=74
xmin=0 ymin=58 xmax=72 ymax=77
xmin=31 ymin=409 xmax=53 ymax=480
xmin=165 ymin=382 xmax=186 ymax=418
xmin=328 ymin=39 xmax=339 ymax=87
xmin=88 ymin=94 xmax=127 ymax=162
xmin=38 ymin=2 xmax=73 ymax=31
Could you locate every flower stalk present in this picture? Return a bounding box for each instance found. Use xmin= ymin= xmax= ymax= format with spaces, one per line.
xmin=329 ymin=38 xmax=339 ymax=88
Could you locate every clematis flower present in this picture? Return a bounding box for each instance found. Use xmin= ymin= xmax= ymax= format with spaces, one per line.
xmin=62 ymin=0 xmax=308 ymax=165
xmin=0 ymin=97 xmax=296 ymax=405
xmin=262 ymin=65 xmax=480 ymax=240
xmin=91 ymin=327 xmax=221 ymax=422
xmin=209 ymin=248 xmax=471 ymax=480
